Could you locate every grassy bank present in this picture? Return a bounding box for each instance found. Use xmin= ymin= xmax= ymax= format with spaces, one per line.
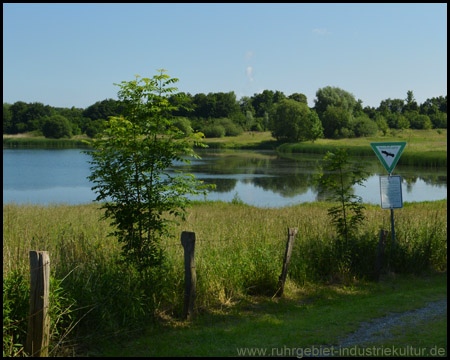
xmin=4 ymin=130 xmax=447 ymax=168
xmin=3 ymin=200 xmax=447 ymax=355
xmin=278 ymin=129 xmax=447 ymax=167
xmin=3 ymin=134 xmax=92 ymax=149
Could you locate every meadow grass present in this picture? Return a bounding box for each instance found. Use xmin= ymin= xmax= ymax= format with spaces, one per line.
xmin=3 ymin=135 xmax=91 ymax=149
xmin=277 ymin=129 xmax=447 ymax=167
xmin=3 ymin=200 xmax=447 ymax=355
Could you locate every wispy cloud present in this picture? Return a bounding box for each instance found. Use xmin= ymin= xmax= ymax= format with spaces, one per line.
xmin=245 ymin=51 xmax=254 ymax=61
xmin=246 ymin=66 xmax=254 ymax=83
xmin=312 ymin=28 xmax=331 ymax=36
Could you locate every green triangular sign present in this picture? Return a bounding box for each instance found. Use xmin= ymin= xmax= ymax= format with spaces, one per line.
xmin=370 ymin=142 xmax=407 ymax=174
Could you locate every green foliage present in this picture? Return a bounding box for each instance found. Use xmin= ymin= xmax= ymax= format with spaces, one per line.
xmin=216 ymin=118 xmax=244 ymax=136
xmin=271 ymin=99 xmax=311 ymax=142
xmin=82 ymin=99 xmax=125 ymax=121
xmin=86 ymin=70 xmax=210 ymax=272
xmin=352 ymin=115 xmax=378 ymax=137
xmin=406 ymin=111 xmax=432 ymax=130
xmin=203 ymin=123 xmax=226 ymax=138
xmin=314 ymin=86 xmax=357 ymax=119
xmin=42 ymin=114 xmax=73 ymax=139
xmin=3 ymin=200 xmax=447 ymax=354
xmin=3 ymin=272 xmax=76 ymax=357
xmin=172 ymin=117 xmax=193 ymax=137
xmin=316 ymin=148 xmax=369 ymax=278
xmin=430 ymin=112 xmax=447 ymax=129
xmin=321 ymin=105 xmax=353 ymax=138
xmin=375 ymin=114 xmax=389 ymax=135
xmin=3 ymin=271 xmax=28 ymax=357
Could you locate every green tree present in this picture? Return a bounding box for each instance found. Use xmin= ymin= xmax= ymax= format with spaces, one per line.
xmin=406 ymin=111 xmax=432 ymax=129
xmin=314 ymin=86 xmax=357 ymax=119
xmin=321 ymin=105 xmax=353 ymax=138
xmin=288 ymin=92 xmax=307 ymax=104
xmin=306 ymin=110 xmax=324 ymax=142
xmin=430 ymin=112 xmax=447 ymax=129
xmin=316 ymin=148 xmax=368 ymax=258
xmin=271 ymin=99 xmax=311 ymax=142
xmin=42 ymin=115 xmax=72 ymax=138
xmin=403 ymin=90 xmax=418 ymax=113
xmin=86 ymin=70 xmax=209 ymax=271
xmin=3 ymin=103 xmax=13 ymax=133
xmin=352 ymin=115 xmax=378 ymax=137
xmin=375 ymin=114 xmax=389 ymax=135
xmin=378 ymin=98 xmax=404 ymax=116
xmin=83 ymin=99 xmax=125 ymax=121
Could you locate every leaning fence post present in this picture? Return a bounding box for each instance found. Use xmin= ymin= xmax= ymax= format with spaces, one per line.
xmin=26 ymin=251 xmax=50 ymax=357
xmin=375 ymin=229 xmax=388 ymax=281
xmin=276 ymin=228 xmax=298 ymax=297
xmin=181 ymin=231 xmax=196 ymax=320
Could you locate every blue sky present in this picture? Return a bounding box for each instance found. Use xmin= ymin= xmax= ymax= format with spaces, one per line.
xmin=3 ymin=3 xmax=447 ymax=109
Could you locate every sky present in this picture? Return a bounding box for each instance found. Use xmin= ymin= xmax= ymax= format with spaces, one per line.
xmin=3 ymin=3 xmax=447 ymax=109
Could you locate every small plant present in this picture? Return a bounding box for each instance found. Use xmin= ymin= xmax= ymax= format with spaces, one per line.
xmin=231 ymin=192 xmax=244 ymax=205
xmin=316 ymin=148 xmax=369 ymax=278
xmin=3 ymin=272 xmax=29 ymax=357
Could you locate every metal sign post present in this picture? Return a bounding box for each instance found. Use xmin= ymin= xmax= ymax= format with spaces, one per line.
xmin=372 ymin=142 xmax=406 ymax=254
xmin=380 ymin=174 xmax=403 ymax=249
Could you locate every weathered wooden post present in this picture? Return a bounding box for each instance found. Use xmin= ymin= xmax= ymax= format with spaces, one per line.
xmin=375 ymin=229 xmax=388 ymax=281
xmin=276 ymin=228 xmax=298 ymax=297
xmin=181 ymin=231 xmax=196 ymax=320
xmin=26 ymin=251 xmax=50 ymax=357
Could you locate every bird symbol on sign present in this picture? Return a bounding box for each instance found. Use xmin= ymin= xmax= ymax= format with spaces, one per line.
xmin=381 ymin=150 xmax=394 ymax=158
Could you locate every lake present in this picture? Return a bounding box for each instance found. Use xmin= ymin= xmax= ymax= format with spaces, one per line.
xmin=3 ymin=148 xmax=447 ymax=207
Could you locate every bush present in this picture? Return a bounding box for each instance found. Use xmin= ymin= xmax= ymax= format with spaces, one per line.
xmin=217 ymin=118 xmax=244 ymax=136
xmin=353 ymin=116 xmax=378 ymax=137
xmin=202 ymin=124 xmax=226 ymax=138
xmin=172 ymin=117 xmax=193 ymax=137
xmin=42 ymin=115 xmax=72 ymax=139
xmin=430 ymin=112 xmax=447 ymax=129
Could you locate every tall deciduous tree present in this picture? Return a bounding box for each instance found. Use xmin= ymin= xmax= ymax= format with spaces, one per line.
xmin=271 ymin=99 xmax=322 ymax=142
xmin=314 ymin=86 xmax=357 ymax=119
xmin=86 ymin=70 xmax=210 ymax=271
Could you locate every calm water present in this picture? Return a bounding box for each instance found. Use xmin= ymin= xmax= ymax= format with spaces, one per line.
xmin=3 ymin=148 xmax=447 ymax=207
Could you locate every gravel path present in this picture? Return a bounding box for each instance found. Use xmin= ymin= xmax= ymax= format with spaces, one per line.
xmin=337 ymin=298 xmax=447 ymax=347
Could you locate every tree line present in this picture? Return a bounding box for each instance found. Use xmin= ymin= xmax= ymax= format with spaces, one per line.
xmin=3 ymin=87 xmax=447 ymax=141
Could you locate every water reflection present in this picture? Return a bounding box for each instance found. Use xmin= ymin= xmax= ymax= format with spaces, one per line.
xmin=172 ymin=149 xmax=447 ymax=206
xmin=3 ymin=148 xmax=447 ymax=207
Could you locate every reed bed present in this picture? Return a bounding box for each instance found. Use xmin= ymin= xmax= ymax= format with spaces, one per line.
xmin=3 ymin=137 xmax=91 ymax=149
xmin=3 ymin=200 xmax=447 ymax=355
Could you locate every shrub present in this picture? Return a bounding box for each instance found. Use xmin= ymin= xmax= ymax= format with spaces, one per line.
xmin=172 ymin=117 xmax=193 ymax=137
xmin=353 ymin=116 xmax=378 ymax=137
xmin=217 ymin=118 xmax=244 ymax=136
xmin=202 ymin=124 xmax=226 ymax=138
xmin=42 ymin=115 xmax=72 ymax=139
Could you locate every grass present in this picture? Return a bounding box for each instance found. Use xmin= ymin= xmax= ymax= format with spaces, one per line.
xmin=3 ymin=133 xmax=92 ymax=149
xmin=88 ymin=272 xmax=447 ymax=357
xmin=3 ymin=199 xmax=447 ymax=355
xmin=201 ymin=131 xmax=279 ymax=149
xmin=277 ymin=129 xmax=447 ymax=167
xmin=4 ymin=129 xmax=447 ymax=167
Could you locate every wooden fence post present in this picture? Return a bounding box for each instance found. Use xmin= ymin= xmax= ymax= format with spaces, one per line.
xmin=375 ymin=229 xmax=388 ymax=281
xmin=276 ymin=228 xmax=298 ymax=297
xmin=26 ymin=251 xmax=50 ymax=357
xmin=181 ymin=232 xmax=196 ymax=320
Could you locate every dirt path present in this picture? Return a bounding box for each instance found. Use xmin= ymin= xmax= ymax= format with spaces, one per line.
xmin=337 ymin=298 xmax=447 ymax=347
